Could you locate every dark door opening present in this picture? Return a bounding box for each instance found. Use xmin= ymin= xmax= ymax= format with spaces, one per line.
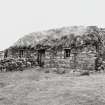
xmin=37 ymin=49 xmax=45 ymax=67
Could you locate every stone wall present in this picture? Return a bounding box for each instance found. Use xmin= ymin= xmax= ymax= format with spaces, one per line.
xmin=6 ymin=47 xmax=96 ymax=70
xmin=7 ymin=49 xmax=36 ymax=59
xmin=76 ymin=52 xmax=96 ymax=70
xmin=44 ymin=50 xmax=96 ymax=70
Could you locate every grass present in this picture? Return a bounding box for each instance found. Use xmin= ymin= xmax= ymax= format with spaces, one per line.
xmin=0 ymin=68 xmax=105 ymax=105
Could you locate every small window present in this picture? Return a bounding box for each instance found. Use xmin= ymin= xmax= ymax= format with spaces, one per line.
xmin=64 ymin=49 xmax=71 ymax=58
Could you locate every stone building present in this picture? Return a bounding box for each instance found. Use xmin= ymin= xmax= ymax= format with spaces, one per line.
xmin=4 ymin=43 xmax=96 ymax=70
xmin=4 ymin=26 xmax=101 ymax=70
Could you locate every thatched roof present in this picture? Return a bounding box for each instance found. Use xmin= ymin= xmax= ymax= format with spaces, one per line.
xmin=11 ymin=26 xmax=87 ymax=48
xmin=10 ymin=26 xmax=105 ymax=50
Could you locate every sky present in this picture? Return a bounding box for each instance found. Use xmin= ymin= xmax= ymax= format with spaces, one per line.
xmin=0 ymin=0 xmax=105 ymax=50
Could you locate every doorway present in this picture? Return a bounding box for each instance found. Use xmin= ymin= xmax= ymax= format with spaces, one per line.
xmin=37 ymin=49 xmax=45 ymax=67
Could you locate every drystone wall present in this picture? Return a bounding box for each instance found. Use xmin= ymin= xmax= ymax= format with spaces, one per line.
xmin=76 ymin=53 xmax=96 ymax=70
xmin=7 ymin=49 xmax=36 ymax=59
xmin=44 ymin=50 xmax=96 ymax=70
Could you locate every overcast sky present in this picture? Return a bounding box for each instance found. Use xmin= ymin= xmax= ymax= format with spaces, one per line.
xmin=0 ymin=0 xmax=105 ymax=50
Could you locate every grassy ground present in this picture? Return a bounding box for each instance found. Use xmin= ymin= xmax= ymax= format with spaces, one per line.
xmin=0 ymin=68 xmax=105 ymax=105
